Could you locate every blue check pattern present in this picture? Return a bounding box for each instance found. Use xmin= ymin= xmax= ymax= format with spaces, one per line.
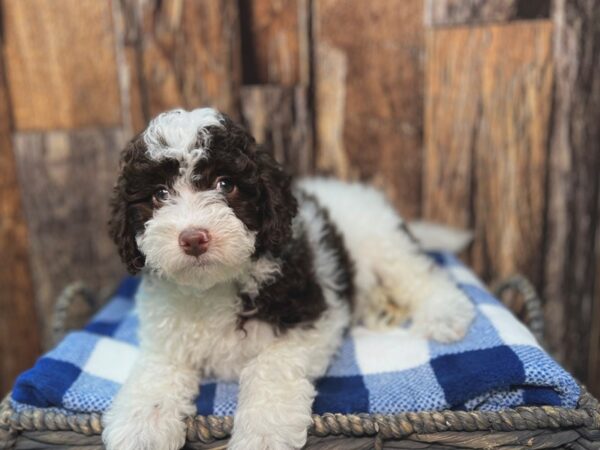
xmin=11 ymin=253 xmax=580 ymax=415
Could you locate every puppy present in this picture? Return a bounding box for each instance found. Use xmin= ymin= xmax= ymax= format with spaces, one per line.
xmin=102 ymin=108 xmax=475 ymax=450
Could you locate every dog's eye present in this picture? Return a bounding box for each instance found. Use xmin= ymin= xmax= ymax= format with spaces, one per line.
xmin=215 ymin=177 xmax=236 ymax=195
xmin=153 ymin=187 xmax=170 ymax=205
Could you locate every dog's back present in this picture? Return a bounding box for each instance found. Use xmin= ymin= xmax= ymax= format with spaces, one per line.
xmin=298 ymin=177 xmax=473 ymax=336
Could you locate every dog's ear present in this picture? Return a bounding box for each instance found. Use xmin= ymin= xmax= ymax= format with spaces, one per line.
xmin=108 ymin=138 xmax=146 ymax=274
xmin=255 ymin=150 xmax=297 ymax=256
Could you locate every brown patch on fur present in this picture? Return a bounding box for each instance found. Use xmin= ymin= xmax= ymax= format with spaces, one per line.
xmin=298 ymin=191 xmax=355 ymax=308
xmin=108 ymin=133 xmax=180 ymax=273
xmin=238 ymin=193 xmax=355 ymax=332
xmin=238 ymin=229 xmax=327 ymax=334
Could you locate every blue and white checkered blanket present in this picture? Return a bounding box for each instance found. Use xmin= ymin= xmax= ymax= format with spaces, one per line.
xmin=11 ymin=253 xmax=579 ymax=415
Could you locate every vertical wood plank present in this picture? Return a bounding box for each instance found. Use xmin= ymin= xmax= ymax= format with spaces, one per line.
xmin=240 ymin=85 xmax=313 ymax=175
xmin=0 ymin=48 xmax=40 ymax=395
xmin=239 ymin=0 xmax=309 ymax=86
xmin=13 ymin=130 xmax=125 ymax=344
xmin=544 ymin=0 xmax=600 ymax=395
xmin=424 ymin=22 xmax=553 ymax=286
xmin=2 ymin=0 xmax=121 ymax=130
xmin=424 ymin=29 xmax=481 ymax=229
xmin=471 ymin=23 xmax=553 ymax=283
xmin=313 ymin=0 xmax=424 ymax=218
xmin=425 ymin=0 xmax=550 ymax=26
xmin=120 ymin=0 xmax=242 ymax=133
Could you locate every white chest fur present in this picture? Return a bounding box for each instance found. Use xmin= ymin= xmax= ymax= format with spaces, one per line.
xmin=135 ymin=277 xmax=277 ymax=381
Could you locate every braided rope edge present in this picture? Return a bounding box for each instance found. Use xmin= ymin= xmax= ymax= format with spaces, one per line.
xmin=2 ymin=390 xmax=599 ymax=445
xmin=493 ymin=274 xmax=545 ymax=344
xmin=51 ymin=282 xmax=97 ymax=347
xmin=2 ymin=278 xmax=591 ymax=446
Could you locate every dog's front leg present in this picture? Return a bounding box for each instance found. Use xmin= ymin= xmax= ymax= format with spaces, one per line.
xmin=102 ymin=352 xmax=200 ymax=450
xmin=228 ymin=331 xmax=337 ymax=450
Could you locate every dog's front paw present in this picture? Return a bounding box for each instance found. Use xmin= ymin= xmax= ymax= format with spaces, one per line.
xmin=228 ymin=433 xmax=297 ymax=450
xmin=229 ymin=407 xmax=311 ymax=450
xmin=413 ymin=290 xmax=475 ymax=343
xmin=102 ymin=403 xmax=187 ymax=450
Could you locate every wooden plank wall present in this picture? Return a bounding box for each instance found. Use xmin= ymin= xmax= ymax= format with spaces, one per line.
xmin=424 ymin=21 xmax=553 ymax=285
xmin=544 ymin=0 xmax=600 ymax=389
xmin=313 ymin=0 xmax=424 ymax=217
xmin=0 ymin=31 xmax=41 ymax=396
xmin=1 ymin=0 xmax=599 ymax=398
xmin=2 ymin=1 xmax=125 ymax=355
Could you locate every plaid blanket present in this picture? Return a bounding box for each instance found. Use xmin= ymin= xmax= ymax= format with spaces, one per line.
xmin=11 ymin=253 xmax=579 ymax=415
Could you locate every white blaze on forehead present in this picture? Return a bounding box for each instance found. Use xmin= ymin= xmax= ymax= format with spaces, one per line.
xmin=143 ymin=108 xmax=224 ymax=163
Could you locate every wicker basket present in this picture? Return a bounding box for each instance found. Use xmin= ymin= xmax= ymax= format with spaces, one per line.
xmin=1 ymin=276 xmax=599 ymax=450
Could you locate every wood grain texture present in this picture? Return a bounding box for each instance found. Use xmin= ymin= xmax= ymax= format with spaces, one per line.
xmin=2 ymin=0 xmax=121 ymax=130
xmin=544 ymin=0 xmax=600 ymax=394
xmin=13 ymin=129 xmax=125 ymax=345
xmin=0 ymin=46 xmax=40 ymax=395
xmin=425 ymin=0 xmax=550 ymax=26
xmin=471 ymin=23 xmax=553 ymax=284
xmin=313 ymin=0 xmax=424 ymax=218
xmin=241 ymin=85 xmax=313 ymax=175
xmin=119 ymin=0 xmax=242 ymax=133
xmin=424 ymin=22 xmax=553 ymax=286
xmin=239 ymin=0 xmax=309 ymax=86
xmin=424 ymin=28 xmax=479 ymax=229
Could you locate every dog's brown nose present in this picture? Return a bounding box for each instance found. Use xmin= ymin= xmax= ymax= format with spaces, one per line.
xmin=179 ymin=228 xmax=210 ymax=257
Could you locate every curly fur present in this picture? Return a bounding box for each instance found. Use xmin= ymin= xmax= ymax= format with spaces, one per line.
xmin=109 ymin=135 xmax=181 ymax=274
xmin=102 ymin=108 xmax=475 ymax=450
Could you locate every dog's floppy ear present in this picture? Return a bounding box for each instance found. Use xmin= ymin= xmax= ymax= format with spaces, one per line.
xmin=255 ymin=150 xmax=297 ymax=256
xmin=108 ymin=138 xmax=146 ymax=274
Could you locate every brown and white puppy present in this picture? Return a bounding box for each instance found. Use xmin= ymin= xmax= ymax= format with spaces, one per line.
xmin=102 ymin=108 xmax=474 ymax=450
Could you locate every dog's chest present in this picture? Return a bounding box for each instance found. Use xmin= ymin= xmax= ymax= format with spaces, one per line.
xmin=136 ymin=279 xmax=277 ymax=380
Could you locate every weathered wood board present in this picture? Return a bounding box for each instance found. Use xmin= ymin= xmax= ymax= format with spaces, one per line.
xmin=544 ymin=0 xmax=600 ymax=386
xmin=239 ymin=0 xmax=309 ymax=86
xmin=425 ymin=0 xmax=550 ymax=27
xmin=119 ymin=0 xmax=242 ymax=133
xmin=424 ymin=22 xmax=553 ymax=286
xmin=240 ymin=85 xmax=313 ymax=175
xmin=423 ymin=27 xmax=480 ymax=229
xmin=0 ymin=53 xmax=40 ymax=395
xmin=2 ymin=0 xmax=121 ymax=130
xmin=313 ymin=0 xmax=425 ymax=218
xmin=12 ymin=130 xmax=126 ymax=345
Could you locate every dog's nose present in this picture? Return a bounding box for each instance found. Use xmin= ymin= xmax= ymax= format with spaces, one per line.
xmin=178 ymin=228 xmax=210 ymax=257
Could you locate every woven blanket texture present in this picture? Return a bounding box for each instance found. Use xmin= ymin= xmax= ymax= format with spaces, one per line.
xmin=11 ymin=253 xmax=579 ymax=416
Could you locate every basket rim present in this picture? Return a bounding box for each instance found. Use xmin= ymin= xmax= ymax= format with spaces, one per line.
xmin=2 ymin=388 xmax=599 ymax=444
xmin=2 ymin=277 xmax=596 ymax=444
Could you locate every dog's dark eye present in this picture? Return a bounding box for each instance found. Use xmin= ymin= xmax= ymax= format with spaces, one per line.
xmin=215 ymin=177 xmax=236 ymax=195
xmin=153 ymin=187 xmax=170 ymax=205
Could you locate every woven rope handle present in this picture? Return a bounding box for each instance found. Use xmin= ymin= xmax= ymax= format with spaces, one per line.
xmin=493 ymin=274 xmax=545 ymax=345
xmin=51 ymin=282 xmax=97 ymax=347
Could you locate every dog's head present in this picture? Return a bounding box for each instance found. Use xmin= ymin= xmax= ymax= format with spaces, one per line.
xmin=109 ymin=108 xmax=296 ymax=288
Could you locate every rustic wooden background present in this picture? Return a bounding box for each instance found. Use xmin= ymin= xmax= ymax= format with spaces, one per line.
xmin=1 ymin=0 xmax=599 ymax=399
